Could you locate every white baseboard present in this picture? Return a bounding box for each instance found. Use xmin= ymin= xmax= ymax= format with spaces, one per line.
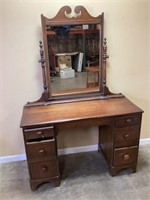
xmin=0 ymin=154 xmax=27 ymax=164
xmin=139 ymin=138 xmax=150 ymax=145
xmin=0 ymin=138 xmax=150 ymax=164
xmin=58 ymin=144 xmax=98 ymax=156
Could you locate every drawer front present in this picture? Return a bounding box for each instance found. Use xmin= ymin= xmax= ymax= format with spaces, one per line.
xmin=115 ymin=126 xmax=140 ymax=148
xmin=26 ymin=139 xmax=56 ymax=161
xmin=29 ymin=160 xmax=59 ymax=180
xmin=24 ymin=126 xmax=55 ymax=140
xmin=115 ymin=115 xmax=141 ymax=128
xmin=114 ymin=147 xmax=138 ymax=166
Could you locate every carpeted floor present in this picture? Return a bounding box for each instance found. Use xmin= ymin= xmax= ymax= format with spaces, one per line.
xmin=0 ymin=144 xmax=150 ymax=200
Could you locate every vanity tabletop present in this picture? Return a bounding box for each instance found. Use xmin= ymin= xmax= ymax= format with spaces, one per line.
xmin=20 ymin=97 xmax=143 ymax=127
xmin=20 ymin=97 xmax=143 ymax=128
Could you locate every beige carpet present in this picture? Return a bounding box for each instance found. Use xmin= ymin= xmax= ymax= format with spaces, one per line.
xmin=0 ymin=144 xmax=150 ymax=200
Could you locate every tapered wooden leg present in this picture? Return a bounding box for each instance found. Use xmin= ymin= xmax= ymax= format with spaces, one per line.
xmin=30 ymin=176 xmax=61 ymax=191
xmin=109 ymin=163 xmax=137 ymax=177
xmin=52 ymin=177 xmax=60 ymax=187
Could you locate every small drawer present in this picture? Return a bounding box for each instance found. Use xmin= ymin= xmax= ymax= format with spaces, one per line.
xmin=26 ymin=139 xmax=56 ymax=162
xmin=114 ymin=147 xmax=138 ymax=166
xmin=115 ymin=115 xmax=141 ymax=128
xmin=24 ymin=126 xmax=55 ymax=140
xmin=115 ymin=126 xmax=140 ymax=148
xmin=29 ymin=160 xmax=59 ymax=180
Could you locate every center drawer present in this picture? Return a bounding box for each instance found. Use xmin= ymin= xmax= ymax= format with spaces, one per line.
xmin=26 ymin=139 xmax=57 ymax=162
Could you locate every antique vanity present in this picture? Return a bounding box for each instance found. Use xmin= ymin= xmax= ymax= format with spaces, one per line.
xmin=20 ymin=6 xmax=143 ymax=190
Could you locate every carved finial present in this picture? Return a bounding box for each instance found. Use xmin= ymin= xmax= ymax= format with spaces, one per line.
xmin=102 ymin=38 xmax=109 ymax=87
xmin=39 ymin=41 xmax=45 ymax=67
xmin=103 ymin=38 xmax=109 ymax=62
xmin=38 ymin=41 xmax=48 ymax=91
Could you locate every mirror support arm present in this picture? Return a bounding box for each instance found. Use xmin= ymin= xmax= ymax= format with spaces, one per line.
xmin=38 ymin=41 xmax=49 ymax=100
xmin=39 ymin=41 xmax=48 ymax=92
xmin=102 ymin=38 xmax=109 ymax=95
xmin=101 ymin=38 xmax=123 ymax=98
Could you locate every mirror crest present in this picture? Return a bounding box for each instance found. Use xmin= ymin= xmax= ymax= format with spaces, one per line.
xmin=43 ymin=6 xmax=103 ymax=25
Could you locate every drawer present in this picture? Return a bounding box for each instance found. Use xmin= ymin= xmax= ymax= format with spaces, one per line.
xmin=24 ymin=126 xmax=55 ymax=140
xmin=115 ymin=115 xmax=141 ymax=128
xmin=29 ymin=160 xmax=59 ymax=180
xmin=115 ymin=126 xmax=140 ymax=148
xmin=114 ymin=147 xmax=138 ymax=166
xmin=26 ymin=139 xmax=56 ymax=162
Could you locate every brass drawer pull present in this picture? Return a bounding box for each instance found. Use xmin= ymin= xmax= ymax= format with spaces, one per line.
xmin=37 ymin=131 xmax=42 ymax=135
xmin=37 ymin=131 xmax=45 ymax=138
xmin=41 ymin=166 xmax=48 ymax=173
xmin=124 ymin=154 xmax=130 ymax=160
xmin=38 ymin=149 xmax=45 ymax=154
xmin=124 ymin=134 xmax=129 ymax=139
xmin=126 ymin=118 xmax=132 ymax=123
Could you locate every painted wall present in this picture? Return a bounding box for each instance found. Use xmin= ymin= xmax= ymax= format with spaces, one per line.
xmin=148 ymin=1 xmax=150 ymax=135
xmin=1 ymin=0 xmax=149 ymax=156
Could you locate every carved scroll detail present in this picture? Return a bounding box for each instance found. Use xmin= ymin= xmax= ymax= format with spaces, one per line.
xmin=44 ymin=6 xmax=102 ymax=26
xmin=51 ymin=6 xmax=96 ymax=19
xmin=74 ymin=6 xmax=93 ymax=18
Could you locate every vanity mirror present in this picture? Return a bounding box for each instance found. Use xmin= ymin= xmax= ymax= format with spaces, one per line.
xmin=35 ymin=5 xmax=122 ymax=105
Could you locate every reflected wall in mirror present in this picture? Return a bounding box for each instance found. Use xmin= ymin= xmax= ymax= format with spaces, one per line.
xmin=47 ymin=23 xmax=100 ymax=94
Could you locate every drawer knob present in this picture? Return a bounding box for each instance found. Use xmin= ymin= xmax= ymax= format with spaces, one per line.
xmin=126 ymin=118 xmax=132 ymax=123
xmin=124 ymin=134 xmax=129 ymax=139
xmin=124 ymin=154 xmax=130 ymax=160
xmin=37 ymin=131 xmax=45 ymax=138
xmin=41 ymin=166 xmax=48 ymax=173
xmin=37 ymin=131 xmax=42 ymax=135
xmin=38 ymin=149 xmax=45 ymax=155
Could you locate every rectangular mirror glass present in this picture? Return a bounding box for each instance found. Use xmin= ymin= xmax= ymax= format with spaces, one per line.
xmin=46 ymin=24 xmax=100 ymax=95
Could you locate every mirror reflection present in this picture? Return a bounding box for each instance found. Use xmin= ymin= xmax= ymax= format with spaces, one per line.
xmin=47 ymin=23 xmax=100 ymax=95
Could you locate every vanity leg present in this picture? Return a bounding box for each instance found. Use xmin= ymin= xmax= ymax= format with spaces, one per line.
xmin=52 ymin=177 xmax=60 ymax=187
xmin=130 ymin=164 xmax=137 ymax=173
xmin=30 ymin=180 xmax=40 ymax=191
xmin=109 ymin=163 xmax=137 ymax=176
xmin=109 ymin=166 xmax=117 ymax=177
xmin=30 ymin=176 xmax=60 ymax=191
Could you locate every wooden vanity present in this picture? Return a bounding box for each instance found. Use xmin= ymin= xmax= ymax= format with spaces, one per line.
xmin=20 ymin=6 xmax=143 ymax=190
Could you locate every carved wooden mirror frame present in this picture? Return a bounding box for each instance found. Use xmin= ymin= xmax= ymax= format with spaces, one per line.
xmin=28 ymin=6 xmax=123 ymax=105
